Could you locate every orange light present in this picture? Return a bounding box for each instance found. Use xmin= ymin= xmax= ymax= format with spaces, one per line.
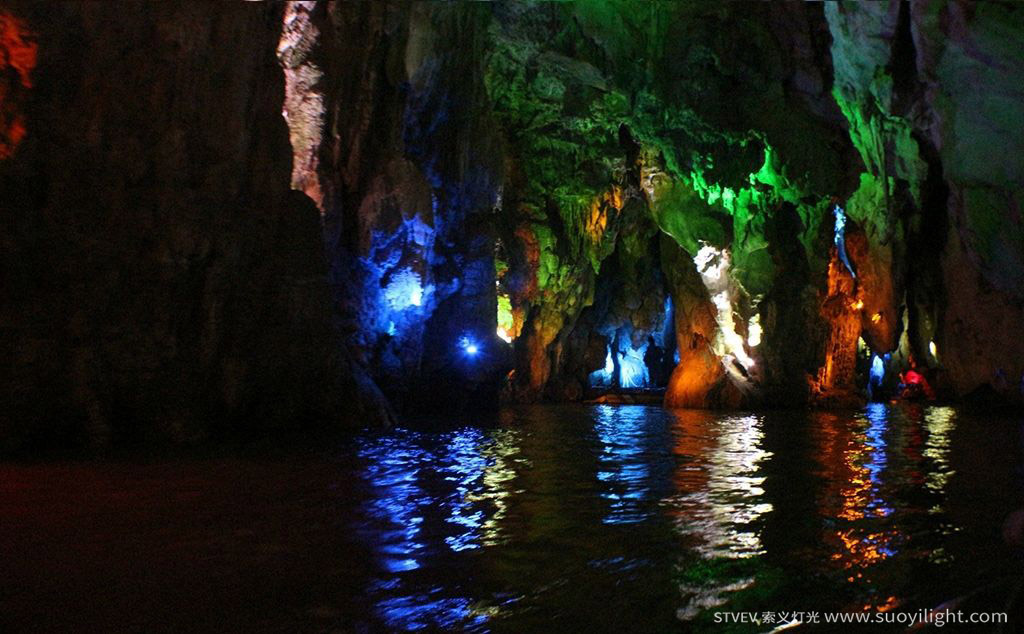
xmin=851 ymin=299 xmax=864 ymax=310
xmin=876 ymin=596 xmax=899 ymax=612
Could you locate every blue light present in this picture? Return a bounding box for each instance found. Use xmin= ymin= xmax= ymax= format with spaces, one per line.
xmin=833 ymin=204 xmax=856 ymax=278
xmin=870 ymin=354 xmax=885 ymax=384
xmin=588 ymin=345 xmax=615 ymax=387
xmin=460 ymin=336 xmax=479 ymax=356
xmin=595 ymin=406 xmax=652 ymax=525
xmin=383 ymin=267 xmax=425 ymax=310
xmin=618 ymin=343 xmax=650 ymax=388
xmin=868 ymin=353 xmax=885 ymax=401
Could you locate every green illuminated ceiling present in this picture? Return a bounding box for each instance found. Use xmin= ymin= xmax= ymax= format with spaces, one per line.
xmin=484 ymin=0 xmax=850 ymax=299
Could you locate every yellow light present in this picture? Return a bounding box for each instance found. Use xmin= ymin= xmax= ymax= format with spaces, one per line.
xmin=929 ymin=340 xmax=938 ymax=358
xmin=871 ymin=312 xmax=881 ymax=324
xmin=851 ymin=299 xmax=864 ymax=310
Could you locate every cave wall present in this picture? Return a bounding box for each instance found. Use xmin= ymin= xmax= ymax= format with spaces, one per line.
xmin=281 ymin=1 xmax=508 ymax=414
xmin=490 ymin=0 xmax=1024 ymax=409
xmin=0 ymin=1 xmax=360 ymax=449
xmin=827 ymin=0 xmax=1024 ymax=403
xmin=482 ymin=1 xmax=850 ymax=406
xmin=4 ymin=0 xmax=1024 ymax=451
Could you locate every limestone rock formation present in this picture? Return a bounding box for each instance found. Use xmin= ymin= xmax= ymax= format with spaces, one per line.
xmin=0 ymin=2 xmax=366 ymax=449
xmin=4 ymin=0 xmax=1024 ymax=450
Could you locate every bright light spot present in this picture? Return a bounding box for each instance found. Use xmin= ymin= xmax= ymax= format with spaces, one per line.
xmin=870 ymin=354 xmax=885 ymax=383
xmin=833 ymin=204 xmax=857 ymax=278
xmin=711 ymin=290 xmax=731 ymax=313
xmin=588 ymin=345 xmax=615 ymax=387
xmin=833 ymin=204 xmax=847 ymax=237
xmin=871 ymin=312 xmax=881 ymax=324
xmin=694 ymin=243 xmax=727 ymax=283
xmin=929 ymin=340 xmax=938 ymax=359
xmin=747 ymin=314 xmax=762 ymax=347
xmin=460 ymin=336 xmax=479 ymax=356
xmin=497 ymin=293 xmax=514 ymax=343
xmin=692 ymin=244 xmax=754 ymax=373
xmin=618 ymin=344 xmax=649 ymax=388
xmin=384 ymin=268 xmax=425 ymax=310
xmin=851 ymin=299 xmax=864 ymax=310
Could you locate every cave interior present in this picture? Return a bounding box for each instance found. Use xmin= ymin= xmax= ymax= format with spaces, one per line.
xmin=3 ymin=1 xmax=1024 ymax=442
xmin=5 ymin=1 xmax=1024 ymax=631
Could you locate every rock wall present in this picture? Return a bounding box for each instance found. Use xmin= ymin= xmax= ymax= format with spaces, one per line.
xmin=487 ymin=0 xmax=1024 ymax=409
xmin=827 ymin=0 xmax=1024 ymax=404
xmin=4 ymin=0 xmax=1024 ymax=451
xmin=0 ymin=1 xmax=359 ymax=450
xmin=282 ymin=1 xmax=509 ymax=414
xmin=483 ymin=1 xmax=849 ymax=406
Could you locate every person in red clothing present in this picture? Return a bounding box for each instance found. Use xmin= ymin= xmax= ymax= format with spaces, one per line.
xmin=897 ymin=355 xmax=935 ymax=400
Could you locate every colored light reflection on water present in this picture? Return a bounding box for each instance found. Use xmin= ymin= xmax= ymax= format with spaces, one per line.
xmin=595 ymin=405 xmax=653 ymax=524
xmin=341 ymin=404 xmax=1010 ymax=631
xmin=817 ymin=404 xmax=901 ymax=592
xmin=356 ymin=426 xmax=526 ymax=629
xmin=668 ymin=412 xmax=774 ymax=561
xmin=6 ymin=405 xmax=1021 ymax=633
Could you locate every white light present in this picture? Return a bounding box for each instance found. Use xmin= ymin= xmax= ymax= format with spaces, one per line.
xmin=618 ymin=344 xmax=650 ymax=388
xmin=692 ymin=245 xmax=754 ymax=372
xmin=694 ymin=243 xmax=726 ymax=283
xmin=747 ymin=314 xmax=762 ymax=347
xmin=711 ymin=291 xmax=731 ymax=313
xmin=410 ymin=286 xmax=422 ymax=306
xmin=466 ymin=344 xmax=478 ymax=355
xmin=929 ymin=340 xmax=938 ymax=359
xmin=496 ymin=327 xmax=512 ymax=344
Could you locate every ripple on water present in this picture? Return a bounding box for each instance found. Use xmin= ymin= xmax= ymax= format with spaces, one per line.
xmin=348 ymin=404 xmax=1020 ymax=631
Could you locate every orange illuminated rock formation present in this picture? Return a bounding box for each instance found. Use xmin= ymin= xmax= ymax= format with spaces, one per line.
xmin=0 ymin=11 xmax=36 ymax=160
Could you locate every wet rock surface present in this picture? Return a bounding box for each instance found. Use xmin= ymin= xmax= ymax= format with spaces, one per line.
xmin=3 ymin=0 xmax=1024 ymax=449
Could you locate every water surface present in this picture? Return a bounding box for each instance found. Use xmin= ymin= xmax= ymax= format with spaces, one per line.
xmin=2 ymin=404 xmax=1021 ymax=631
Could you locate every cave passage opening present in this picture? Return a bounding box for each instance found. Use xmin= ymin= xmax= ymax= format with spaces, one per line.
xmin=587 ymin=294 xmax=676 ymax=391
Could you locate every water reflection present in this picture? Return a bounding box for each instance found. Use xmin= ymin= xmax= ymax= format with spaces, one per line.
xmin=442 ymin=428 xmax=488 ymax=552
xmin=924 ymin=407 xmax=956 ymax=500
xmin=359 ymin=435 xmax=430 ymax=573
xmin=343 ymin=404 xmax=1005 ymax=631
xmin=357 ymin=427 xmax=525 ymax=630
xmin=813 ymin=404 xmax=964 ymax=610
xmin=4 ymin=405 xmax=1016 ymax=632
xmin=595 ymin=405 xmax=652 ymax=524
xmin=817 ymin=405 xmax=901 ymax=594
xmin=667 ymin=411 xmax=774 ymax=621
xmin=668 ymin=412 xmax=774 ymax=560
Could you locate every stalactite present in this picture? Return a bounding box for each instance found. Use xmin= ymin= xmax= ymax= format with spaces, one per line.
xmin=813 ymin=245 xmax=863 ymax=404
xmin=276 ymin=1 xmax=325 ymax=211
